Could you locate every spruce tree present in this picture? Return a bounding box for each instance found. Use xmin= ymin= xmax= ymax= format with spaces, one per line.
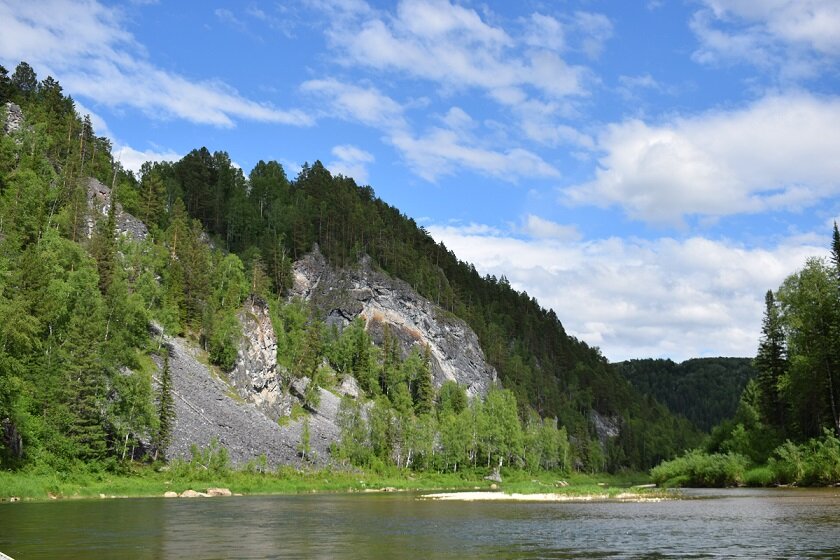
xmin=754 ymin=290 xmax=787 ymax=431
xmin=413 ymin=345 xmax=434 ymax=415
xmin=155 ymin=353 xmax=175 ymax=461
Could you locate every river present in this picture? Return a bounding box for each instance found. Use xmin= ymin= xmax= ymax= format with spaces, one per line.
xmin=1 ymin=488 xmax=839 ymax=558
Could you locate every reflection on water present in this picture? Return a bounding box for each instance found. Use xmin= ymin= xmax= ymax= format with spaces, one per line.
xmin=1 ymin=488 xmax=839 ymax=559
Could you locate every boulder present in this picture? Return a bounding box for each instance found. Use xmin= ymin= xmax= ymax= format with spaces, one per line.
xmin=179 ymin=489 xmax=209 ymax=498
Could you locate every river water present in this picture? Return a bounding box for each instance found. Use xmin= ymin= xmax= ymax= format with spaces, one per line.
xmin=1 ymin=488 xmax=839 ymax=559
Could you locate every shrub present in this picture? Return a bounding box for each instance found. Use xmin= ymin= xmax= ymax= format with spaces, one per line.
xmin=650 ymin=450 xmax=749 ymax=487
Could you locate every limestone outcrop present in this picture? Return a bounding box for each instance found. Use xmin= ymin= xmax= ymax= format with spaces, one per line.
xmin=227 ymin=295 xmax=291 ymax=421
xmin=154 ymin=324 xmax=334 ymax=469
xmin=86 ymin=178 xmax=149 ymax=240
xmin=2 ymin=102 xmax=24 ymax=135
xmin=290 ymin=248 xmax=497 ymax=398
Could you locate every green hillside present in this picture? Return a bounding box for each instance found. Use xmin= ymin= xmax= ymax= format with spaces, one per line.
xmin=0 ymin=62 xmax=699 ymax=475
xmin=614 ymin=358 xmax=756 ymax=432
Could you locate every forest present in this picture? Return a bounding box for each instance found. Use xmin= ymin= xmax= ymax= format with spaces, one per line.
xmin=651 ymin=231 xmax=840 ymax=487
xmin=0 ymin=61 xmax=707 ymax=478
xmin=614 ymin=358 xmax=756 ymax=432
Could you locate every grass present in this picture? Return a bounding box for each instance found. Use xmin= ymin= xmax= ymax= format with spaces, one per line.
xmin=0 ymin=466 xmax=656 ymax=503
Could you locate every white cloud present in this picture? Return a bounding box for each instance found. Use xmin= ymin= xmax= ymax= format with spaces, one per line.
xmin=428 ymin=221 xmax=828 ymax=361
xmin=0 ymin=1 xmax=311 ymax=127
xmin=523 ymin=13 xmax=564 ymax=51
xmin=692 ymin=0 xmax=840 ymax=80
xmin=302 ymin=79 xmax=561 ymax=182
xmin=391 ymin=128 xmax=560 ymax=182
xmin=566 ymin=93 xmax=840 ymax=225
xmin=324 ymin=0 xmax=593 ymax=100
xmin=327 ymin=144 xmax=374 ymax=184
xmin=300 ymin=79 xmax=407 ymax=130
xmin=114 ymin=144 xmax=181 ymax=175
xmin=520 ymin=215 xmax=581 ymax=241
xmin=572 ymin=11 xmax=613 ymax=59
xmin=302 ymin=1 xmax=601 ymax=181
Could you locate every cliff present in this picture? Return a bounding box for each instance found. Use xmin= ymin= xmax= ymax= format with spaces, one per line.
xmin=290 ymin=248 xmax=498 ymax=398
xmin=155 ymin=318 xmax=344 ymax=468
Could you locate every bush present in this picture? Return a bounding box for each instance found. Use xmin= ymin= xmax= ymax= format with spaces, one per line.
xmin=650 ymin=450 xmax=749 ymax=487
xmin=743 ymin=466 xmax=775 ymax=487
xmin=769 ymin=430 xmax=840 ymax=486
xmin=171 ymin=438 xmax=231 ymax=480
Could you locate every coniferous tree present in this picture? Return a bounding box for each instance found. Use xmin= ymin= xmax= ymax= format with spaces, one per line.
xmin=413 ymin=345 xmax=434 ymax=415
xmin=754 ymin=290 xmax=787 ymax=431
xmin=89 ymin=197 xmax=118 ymax=294
xmin=154 ymin=354 xmax=175 ymax=461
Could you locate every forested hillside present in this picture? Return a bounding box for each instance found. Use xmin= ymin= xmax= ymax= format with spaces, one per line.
xmin=0 ymin=61 xmax=699 ymax=475
xmin=614 ymin=358 xmax=756 ymax=432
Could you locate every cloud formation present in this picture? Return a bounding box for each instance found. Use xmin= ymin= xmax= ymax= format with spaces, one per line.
xmin=0 ymin=1 xmax=311 ymax=127
xmin=327 ymin=144 xmax=375 ymax=184
xmin=428 ymin=221 xmax=828 ymax=362
xmin=566 ymin=93 xmax=840 ymax=225
xmin=691 ymin=0 xmax=840 ymax=80
xmin=307 ymin=0 xmax=597 ymax=180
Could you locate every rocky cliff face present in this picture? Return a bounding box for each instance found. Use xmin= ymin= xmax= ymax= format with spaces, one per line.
xmin=290 ymin=248 xmax=497 ymax=398
xmin=227 ymin=295 xmax=291 ymax=421
xmin=2 ymin=102 xmax=24 ymax=135
xmin=155 ymin=322 xmax=341 ymax=468
xmin=86 ymin=178 xmax=149 ymax=240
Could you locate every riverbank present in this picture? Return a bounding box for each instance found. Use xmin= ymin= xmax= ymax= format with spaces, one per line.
xmin=0 ymin=467 xmax=653 ymax=503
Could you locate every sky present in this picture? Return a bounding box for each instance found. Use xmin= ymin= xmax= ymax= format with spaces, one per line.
xmin=2 ymin=0 xmax=839 ymax=362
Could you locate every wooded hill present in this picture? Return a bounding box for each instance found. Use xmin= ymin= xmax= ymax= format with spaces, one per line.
xmin=614 ymin=358 xmax=756 ymax=432
xmin=0 ymin=62 xmax=699 ymax=474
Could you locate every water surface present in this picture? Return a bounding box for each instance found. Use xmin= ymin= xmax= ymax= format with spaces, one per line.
xmin=1 ymin=488 xmax=839 ymax=558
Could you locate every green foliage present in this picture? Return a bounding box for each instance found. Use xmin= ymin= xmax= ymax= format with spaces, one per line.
xmin=153 ymin=354 xmax=175 ymax=461
xmin=615 ymin=357 xmax=756 ymax=432
xmin=0 ymin=59 xmax=695 ymax=477
xmin=650 ymin=450 xmax=749 ymax=487
xmin=171 ymin=438 xmax=230 ymax=480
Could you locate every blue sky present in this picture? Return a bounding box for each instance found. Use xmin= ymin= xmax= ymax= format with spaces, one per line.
xmin=2 ymin=0 xmax=839 ymax=361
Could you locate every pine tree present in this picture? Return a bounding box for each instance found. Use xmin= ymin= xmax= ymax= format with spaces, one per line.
xmin=154 ymin=354 xmax=175 ymax=461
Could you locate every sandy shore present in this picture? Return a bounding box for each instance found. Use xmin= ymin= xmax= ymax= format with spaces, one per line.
xmin=419 ymin=491 xmax=665 ymax=503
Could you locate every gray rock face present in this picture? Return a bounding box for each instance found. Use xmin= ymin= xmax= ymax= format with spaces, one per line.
xmin=154 ymin=325 xmax=336 ymax=468
xmin=227 ymin=295 xmax=291 ymax=421
xmin=2 ymin=102 xmax=24 ymax=135
xmin=290 ymin=248 xmax=497 ymax=398
xmin=590 ymin=410 xmax=620 ymax=445
xmin=86 ymin=178 xmax=149 ymax=240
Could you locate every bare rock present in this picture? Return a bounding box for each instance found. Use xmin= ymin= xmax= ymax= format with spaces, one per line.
xmin=2 ymin=102 xmax=24 ymax=135
xmin=338 ymin=375 xmax=361 ymax=399
xmin=85 ymin=178 xmax=149 ymax=241
xmin=179 ymin=489 xmax=209 ymax=498
xmin=227 ymin=295 xmax=291 ymax=420
xmin=206 ymin=487 xmax=232 ymax=497
xmin=484 ymin=467 xmax=503 ymax=483
xmin=290 ymin=248 xmax=497 ymax=398
xmin=163 ymin=491 xmax=179 ymax=498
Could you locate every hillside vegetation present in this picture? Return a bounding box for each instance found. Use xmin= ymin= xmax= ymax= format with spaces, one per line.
xmin=0 ymin=62 xmax=699 ymax=478
xmin=614 ymin=358 xmax=756 ymax=432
